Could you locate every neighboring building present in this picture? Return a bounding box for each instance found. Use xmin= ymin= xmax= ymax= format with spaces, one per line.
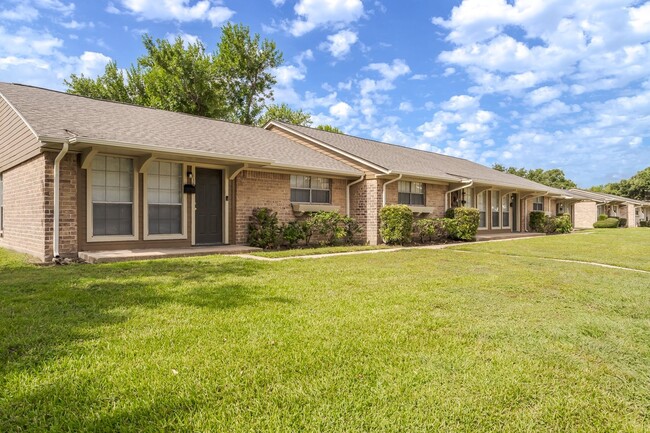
xmin=568 ymin=189 xmax=650 ymax=228
xmin=1 ymin=83 xmax=645 ymax=262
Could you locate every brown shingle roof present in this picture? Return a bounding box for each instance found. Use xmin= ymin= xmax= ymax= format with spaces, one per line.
xmin=272 ymin=122 xmax=568 ymax=193
xmin=0 ymin=82 xmax=361 ymax=176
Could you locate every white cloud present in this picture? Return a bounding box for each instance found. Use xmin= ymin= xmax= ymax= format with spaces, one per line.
xmin=398 ymin=101 xmax=413 ymax=112
xmin=320 ymin=29 xmax=358 ymax=58
xmin=440 ymin=94 xmax=479 ymax=111
xmin=0 ymin=4 xmax=39 ymax=21
xmin=60 ymin=20 xmax=94 ymax=30
xmin=409 ymin=73 xmax=427 ymax=80
xmin=442 ymin=67 xmax=455 ymax=77
xmin=329 ymin=101 xmax=353 ymax=118
xmin=0 ymin=26 xmax=111 ymax=89
xmin=271 ymin=0 xmax=286 ymax=6
xmin=165 ymin=32 xmax=201 ymax=46
xmin=629 ymin=2 xmax=650 ymax=35
xmin=366 ymin=58 xmax=410 ymax=81
xmin=526 ymin=86 xmax=563 ymax=106
xmin=115 ymin=0 xmax=235 ymax=26
xmin=288 ymin=0 xmax=364 ymax=36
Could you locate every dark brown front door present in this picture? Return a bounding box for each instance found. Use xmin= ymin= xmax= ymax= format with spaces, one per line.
xmin=195 ymin=168 xmax=223 ymax=245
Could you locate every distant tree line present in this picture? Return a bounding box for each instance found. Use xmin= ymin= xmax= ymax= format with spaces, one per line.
xmin=492 ymin=164 xmax=577 ymax=189
xmin=589 ymin=167 xmax=650 ymax=201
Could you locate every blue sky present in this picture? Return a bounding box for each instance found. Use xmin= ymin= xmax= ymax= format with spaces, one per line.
xmin=1 ymin=0 xmax=649 ymax=187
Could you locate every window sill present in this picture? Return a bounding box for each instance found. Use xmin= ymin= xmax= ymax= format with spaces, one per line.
xmin=87 ymin=234 xmax=138 ymax=243
xmin=407 ymin=205 xmax=434 ymax=215
xmin=291 ymin=203 xmax=340 ymax=214
xmin=144 ymin=233 xmax=187 ymax=241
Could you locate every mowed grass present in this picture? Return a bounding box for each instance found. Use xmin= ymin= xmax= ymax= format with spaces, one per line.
xmin=1 ymin=230 xmax=649 ymax=432
xmin=454 ymin=228 xmax=650 ymax=271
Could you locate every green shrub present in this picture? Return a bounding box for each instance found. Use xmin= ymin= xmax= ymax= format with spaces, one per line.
xmin=619 ymin=218 xmax=628 ymax=227
xmin=310 ymin=211 xmax=346 ymax=246
xmin=444 ymin=208 xmax=455 ymax=219
xmin=380 ymin=205 xmax=413 ymax=245
xmin=548 ymin=214 xmax=572 ymax=234
xmin=342 ymin=216 xmax=362 ymax=245
xmin=529 ymin=211 xmax=547 ymax=232
xmin=414 ymin=218 xmax=449 ymax=243
xmin=593 ymin=218 xmax=620 ymax=228
xmin=248 ymin=208 xmax=281 ymax=249
xmin=598 ymin=214 xmax=608 ymax=221
xmin=447 ymin=207 xmax=479 ymax=241
xmin=640 ymin=220 xmax=648 ymax=227
xmin=281 ymin=221 xmax=306 ymax=248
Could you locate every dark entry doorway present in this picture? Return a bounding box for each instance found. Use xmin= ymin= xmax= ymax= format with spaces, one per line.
xmin=195 ymin=168 xmax=223 ymax=245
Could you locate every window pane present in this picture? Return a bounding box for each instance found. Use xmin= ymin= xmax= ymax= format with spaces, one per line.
xmin=291 ymin=175 xmax=310 ymax=189
xmin=477 ymin=191 xmax=486 ymax=211
xmin=398 ymin=192 xmax=410 ymax=205
xmin=398 ymin=181 xmax=410 ymax=193
xmin=311 ymin=189 xmax=330 ymax=204
xmin=503 ymin=211 xmax=510 ymax=227
xmin=93 ymin=203 xmax=132 ymax=236
xmin=148 ymin=204 xmax=182 ymax=235
xmin=479 ymin=212 xmax=486 ymax=228
xmin=312 ymin=177 xmax=330 ymax=190
xmin=291 ymin=189 xmax=310 ymax=202
xmin=411 ymin=193 xmax=424 ymax=205
xmin=92 ymin=156 xmax=134 ymax=236
xmin=412 ymin=182 xmax=424 ymax=194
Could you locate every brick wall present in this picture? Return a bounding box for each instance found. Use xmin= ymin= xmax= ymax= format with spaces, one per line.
xmin=573 ymin=201 xmax=596 ymax=229
xmin=43 ymin=152 xmax=78 ymax=259
xmin=233 ymin=170 xmax=347 ymax=244
xmin=0 ymin=154 xmax=47 ymax=260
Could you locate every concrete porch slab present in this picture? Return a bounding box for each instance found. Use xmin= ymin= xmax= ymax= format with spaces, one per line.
xmin=78 ymin=245 xmax=262 ymax=264
xmin=475 ymin=232 xmax=545 ymax=241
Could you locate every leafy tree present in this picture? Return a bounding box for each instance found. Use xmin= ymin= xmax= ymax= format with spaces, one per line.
xmin=215 ymin=23 xmax=283 ymax=125
xmin=492 ymin=164 xmax=577 ymax=189
xmin=316 ymin=124 xmax=344 ymax=134
xmin=257 ymin=103 xmax=312 ymax=126
xmin=65 ymin=25 xmax=283 ymax=124
xmin=590 ymin=167 xmax=650 ymax=200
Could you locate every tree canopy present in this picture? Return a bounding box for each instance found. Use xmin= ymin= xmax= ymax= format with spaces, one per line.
xmin=65 ymin=23 xmax=282 ymax=125
xmin=492 ymin=164 xmax=577 ymax=189
xmin=590 ymin=167 xmax=650 ymax=201
xmin=316 ymin=125 xmax=344 ymax=134
xmin=257 ymin=103 xmax=312 ymax=126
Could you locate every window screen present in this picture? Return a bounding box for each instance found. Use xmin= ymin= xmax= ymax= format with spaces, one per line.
xmin=92 ymin=156 xmax=134 ymax=236
xmin=148 ymin=162 xmax=183 ymax=235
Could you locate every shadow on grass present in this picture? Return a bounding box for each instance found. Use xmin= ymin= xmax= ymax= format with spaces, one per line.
xmin=0 ymin=255 xmax=277 ymax=379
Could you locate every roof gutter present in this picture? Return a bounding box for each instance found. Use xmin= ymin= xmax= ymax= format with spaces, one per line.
xmin=53 ymin=140 xmax=69 ymax=260
xmin=445 ymin=180 xmax=474 ymax=210
xmin=382 ymin=174 xmax=403 ymax=207
xmin=346 ymin=175 xmax=365 ymax=217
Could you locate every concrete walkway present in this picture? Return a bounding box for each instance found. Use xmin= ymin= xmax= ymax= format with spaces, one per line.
xmin=78 ymin=245 xmax=261 ymax=264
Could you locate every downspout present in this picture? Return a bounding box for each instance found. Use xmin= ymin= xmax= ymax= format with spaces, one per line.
xmin=382 ymin=174 xmax=402 ymax=207
xmin=346 ymin=174 xmax=365 ymax=216
xmin=53 ymin=141 xmax=70 ymax=259
xmin=445 ymin=180 xmax=474 ymax=210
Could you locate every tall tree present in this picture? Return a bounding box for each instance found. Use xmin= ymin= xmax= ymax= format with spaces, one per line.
xmin=65 ymin=26 xmax=282 ymax=124
xmin=215 ymin=23 xmax=283 ymax=125
xmin=316 ymin=124 xmax=343 ymax=134
xmin=257 ymin=103 xmax=312 ymax=126
xmin=492 ymin=164 xmax=577 ymax=189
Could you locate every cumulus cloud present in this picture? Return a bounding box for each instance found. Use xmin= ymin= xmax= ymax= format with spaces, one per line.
xmin=526 ymin=86 xmax=563 ymax=106
xmin=115 ymin=0 xmax=234 ymax=26
xmin=320 ymin=29 xmax=358 ymax=58
xmin=165 ymin=32 xmax=201 ymax=46
xmin=0 ymin=26 xmax=111 ymax=89
xmin=329 ymin=101 xmax=353 ymax=118
xmin=288 ymin=0 xmax=364 ymax=36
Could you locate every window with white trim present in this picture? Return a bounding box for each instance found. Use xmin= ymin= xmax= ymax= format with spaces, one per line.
xmin=0 ymin=173 xmax=3 ymax=232
xmin=148 ymin=162 xmax=183 ymax=235
xmin=533 ymin=196 xmax=544 ymax=211
xmin=502 ymin=193 xmax=510 ymax=227
xmin=491 ymin=190 xmax=500 ymax=228
xmin=290 ymin=175 xmax=330 ymax=203
xmin=611 ymin=205 xmax=618 ymax=217
xmin=398 ymin=181 xmax=425 ymax=205
xmin=477 ymin=191 xmax=487 ymax=228
xmin=91 ymin=156 xmax=134 ymax=236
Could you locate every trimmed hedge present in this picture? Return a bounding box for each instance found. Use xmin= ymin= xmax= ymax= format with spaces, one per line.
xmin=640 ymin=220 xmax=649 ymax=227
xmin=593 ymin=218 xmax=620 ymax=228
xmin=414 ymin=218 xmax=450 ymax=243
xmin=380 ymin=205 xmax=413 ymax=245
xmin=598 ymin=214 xmax=608 ymax=221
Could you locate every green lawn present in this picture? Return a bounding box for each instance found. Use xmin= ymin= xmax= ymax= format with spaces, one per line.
xmin=455 ymin=228 xmax=650 ymax=271
xmin=1 ymin=230 xmax=649 ymax=432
